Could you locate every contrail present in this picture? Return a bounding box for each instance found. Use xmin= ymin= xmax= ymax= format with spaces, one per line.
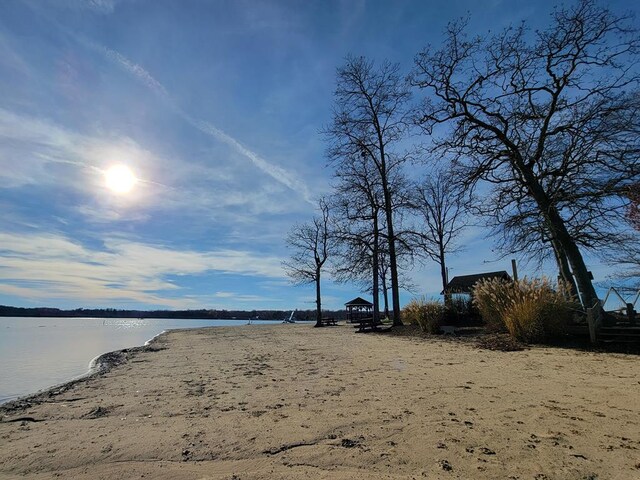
xmin=74 ymin=35 xmax=313 ymax=203
xmin=183 ymin=117 xmax=312 ymax=199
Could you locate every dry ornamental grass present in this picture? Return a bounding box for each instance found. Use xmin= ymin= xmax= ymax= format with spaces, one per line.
xmin=401 ymin=297 xmax=444 ymax=334
xmin=473 ymin=277 xmax=577 ymax=343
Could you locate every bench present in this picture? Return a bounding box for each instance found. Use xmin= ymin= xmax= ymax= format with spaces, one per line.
xmin=352 ymin=317 xmax=382 ymax=332
xmin=321 ymin=317 xmax=338 ymax=326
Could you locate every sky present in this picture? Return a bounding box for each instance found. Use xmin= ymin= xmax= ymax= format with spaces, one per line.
xmin=0 ymin=0 xmax=636 ymax=311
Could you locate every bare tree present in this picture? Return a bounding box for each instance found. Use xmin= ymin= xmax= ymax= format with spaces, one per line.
xmin=412 ymin=0 xmax=640 ymax=309
xmin=613 ymin=249 xmax=640 ymax=285
xmin=488 ymin=132 xmax=637 ymax=296
xmin=472 ymin=191 xmax=580 ymax=294
xmin=628 ymin=184 xmax=640 ymax=231
xmin=283 ymin=199 xmax=331 ymax=327
xmin=411 ymin=170 xmax=468 ymax=304
xmin=325 ymin=55 xmax=411 ymax=325
xmin=331 ymin=194 xmax=415 ymax=322
xmin=330 ymin=150 xmax=384 ymax=322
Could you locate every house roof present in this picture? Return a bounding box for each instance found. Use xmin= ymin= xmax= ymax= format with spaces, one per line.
xmin=442 ymin=271 xmax=512 ymax=294
xmin=344 ymin=296 xmax=373 ymax=307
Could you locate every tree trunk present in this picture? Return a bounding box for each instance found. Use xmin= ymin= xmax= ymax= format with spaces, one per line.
xmin=518 ymin=164 xmax=599 ymax=308
xmin=439 ymin=244 xmax=450 ymax=307
xmin=380 ymin=169 xmax=402 ymax=326
xmin=385 ymin=204 xmax=402 ymax=325
xmin=381 ymin=266 xmax=390 ymax=319
xmin=546 ymin=207 xmax=599 ymax=308
xmin=372 ymin=213 xmax=380 ymax=323
xmin=315 ymin=268 xmax=322 ymax=327
xmin=550 ymin=238 xmax=579 ymax=299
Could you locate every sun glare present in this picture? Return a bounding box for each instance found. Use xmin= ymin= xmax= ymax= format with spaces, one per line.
xmin=105 ymin=165 xmax=137 ymax=194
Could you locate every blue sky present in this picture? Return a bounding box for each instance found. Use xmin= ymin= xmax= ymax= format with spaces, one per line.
xmin=0 ymin=0 xmax=635 ymax=311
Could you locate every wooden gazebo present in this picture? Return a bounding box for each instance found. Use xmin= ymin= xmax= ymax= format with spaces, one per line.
xmin=345 ymin=297 xmax=373 ymax=323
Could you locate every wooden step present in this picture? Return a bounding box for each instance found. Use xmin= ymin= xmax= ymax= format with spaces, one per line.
xmin=598 ymin=326 xmax=640 ymax=342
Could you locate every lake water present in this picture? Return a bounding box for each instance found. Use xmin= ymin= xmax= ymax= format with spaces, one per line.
xmin=0 ymin=317 xmax=281 ymax=404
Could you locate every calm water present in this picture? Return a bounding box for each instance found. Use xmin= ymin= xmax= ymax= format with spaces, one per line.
xmin=0 ymin=317 xmax=280 ymax=404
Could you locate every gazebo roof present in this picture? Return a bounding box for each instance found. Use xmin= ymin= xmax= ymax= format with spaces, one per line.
xmin=443 ymin=271 xmax=512 ymax=294
xmin=344 ymin=296 xmax=373 ymax=307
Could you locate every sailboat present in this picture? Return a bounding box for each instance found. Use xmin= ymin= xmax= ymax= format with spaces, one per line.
xmin=283 ymin=311 xmax=296 ymax=323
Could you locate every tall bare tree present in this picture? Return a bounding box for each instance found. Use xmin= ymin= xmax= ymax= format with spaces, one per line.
xmin=330 ymin=166 xmax=384 ymax=322
xmin=283 ymin=199 xmax=331 ymax=327
xmin=412 ymin=0 xmax=640 ymax=309
xmin=411 ymin=170 xmax=468 ymax=304
xmin=325 ymin=55 xmax=411 ymax=325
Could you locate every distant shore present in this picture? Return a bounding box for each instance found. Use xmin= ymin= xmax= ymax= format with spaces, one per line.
xmin=1 ymin=324 xmax=639 ymax=479
xmin=0 ymin=305 xmax=333 ymax=321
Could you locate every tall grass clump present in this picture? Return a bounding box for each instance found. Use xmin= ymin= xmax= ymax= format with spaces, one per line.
xmin=402 ymin=297 xmax=444 ymax=334
xmin=473 ymin=277 xmax=576 ymax=343
xmin=472 ymin=278 xmax=512 ymax=332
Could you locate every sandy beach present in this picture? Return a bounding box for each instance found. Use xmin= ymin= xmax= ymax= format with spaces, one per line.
xmin=1 ymin=324 xmax=638 ymax=479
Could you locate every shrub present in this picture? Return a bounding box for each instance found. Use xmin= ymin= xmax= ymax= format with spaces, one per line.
xmin=473 ymin=277 xmax=576 ymax=343
xmin=402 ymin=297 xmax=445 ymax=334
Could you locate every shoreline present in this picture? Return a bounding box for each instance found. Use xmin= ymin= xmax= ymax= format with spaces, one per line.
xmin=0 ymin=328 xmax=170 ymax=415
xmin=0 ymin=322 xmax=289 ymax=410
xmin=1 ymin=324 xmax=638 ymax=479
xmin=0 ymin=319 xmax=285 ymax=407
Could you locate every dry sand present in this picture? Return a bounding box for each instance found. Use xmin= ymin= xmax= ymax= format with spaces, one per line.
xmin=0 ymin=324 xmax=638 ymax=480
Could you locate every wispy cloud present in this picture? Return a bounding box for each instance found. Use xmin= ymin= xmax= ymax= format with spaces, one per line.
xmin=36 ymin=0 xmax=125 ymax=15
xmin=0 ymin=106 xmax=144 ymax=190
xmin=0 ymin=232 xmax=286 ymax=308
xmin=213 ymin=291 xmax=277 ymax=303
xmin=72 ymin=34 xmax=313 ymax=203
xmin=0 ymin=30 xmax=31 ymax=78
xmin=0 ymin=107 xmax=303 ymax=225
xmin=0 ymin=107 xmax=82 ymax=188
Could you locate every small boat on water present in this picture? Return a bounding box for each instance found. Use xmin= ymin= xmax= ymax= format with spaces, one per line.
xmin=283 ymin=311 xmax=296 ymax=323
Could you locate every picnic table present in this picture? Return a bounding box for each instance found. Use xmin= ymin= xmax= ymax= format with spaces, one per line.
xmin=321 ymin=317 xmax=338 ymax=326
xmin=352 ymin=317 xmax=383 ymax=332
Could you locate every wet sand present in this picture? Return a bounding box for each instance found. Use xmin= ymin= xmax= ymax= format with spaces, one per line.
xmin=1 ymin=324 xmax=638 ymax=479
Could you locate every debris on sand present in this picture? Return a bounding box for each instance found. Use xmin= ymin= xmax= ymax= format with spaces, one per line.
xmin=476 ymin=334 xmax=526 ymax=351
xmin=83 ymin=406 xmax=110 ymax=419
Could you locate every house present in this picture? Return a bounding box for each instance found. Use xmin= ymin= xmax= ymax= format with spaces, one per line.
xmin=442 ymin=271 xmax=512 ymax=296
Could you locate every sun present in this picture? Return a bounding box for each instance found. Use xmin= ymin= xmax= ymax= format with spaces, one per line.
xmin=105 ymin=165 xmax=137 ymax=194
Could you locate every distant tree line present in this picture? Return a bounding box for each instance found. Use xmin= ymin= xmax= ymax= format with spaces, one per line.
xmin=0 ymin=305 xmax=349 ymax=321
xmin=284 ymin=0 xmax=640 ymax=325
